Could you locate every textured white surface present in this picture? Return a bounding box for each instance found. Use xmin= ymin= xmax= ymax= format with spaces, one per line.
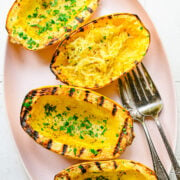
xmin=0 ymin=0 xmax=180 ymax=179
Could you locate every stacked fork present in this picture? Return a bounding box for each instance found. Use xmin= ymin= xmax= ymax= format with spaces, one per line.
xmin=118 ymin=63 xmax=180 ymax=180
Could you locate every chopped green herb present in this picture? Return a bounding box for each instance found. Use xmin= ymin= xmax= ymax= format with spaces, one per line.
xmin=43 ymin=122 xmax=50 ymax=126
xmin=103 ymin=36 xmax=106 ymax=40
xmin=53 ymin=9 xmax=59 ymax=15
xmin=73 ymin=148 xmax=77 ymax=155
xmin=39 ymin=15 xmax=46 ymax=18
xmin=90 ymin=149 xmax=98 ymax=156
xmin=44 ymin=103 xmax=57 ymax=116
xmin=88 ymin=46 xmax=92 ymax=50
xmin=140 ymin=26 xmax=143 ymax=30
xmin=50 ymin=0 xmax=58 ymax=7
xmin=79 ymin=134 xmax=84 ymax=139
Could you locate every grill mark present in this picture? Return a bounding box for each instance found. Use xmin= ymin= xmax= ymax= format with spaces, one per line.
xmin=95 ymin=162 xmax=102 ymax=171
xmin=112 ymin=104 xmax=117 ymax=116
xmin=78 ymin=148 xmax=85 ymax=157
xmin=84 ymin=90 xmax=90 ymax=101
xmin=65 ymin=35 xmax=70 ymax=40
xmin=40 ymin=88 xmax=48 ymax=96
xmin=113 ymin=118 xmax=128 ymax=155
xmin=47 ymin=139 xmax=53 ymax=149
xmin=69 ymin=88 xmax=75 ymax=97
xmin=48 ymin=38 xmax=58 ymax=46
xmin=51 ymin=49 xmax=60 ymax=65
xmin=113 ymin=161 xmax=118 ymax=169
xmin=98 ymin=96 xmax=104 ymax=106
xmin=75 ymin=16 xmax=84 ymax=23
xmin=33 ymin=131 xmax=39 ymax=140
xmin=79 ymin=165 xmax=86 ymax=174
xmin=51 ymin=87 xmax=57 ymax=95
xmin=20 ymin=109 xmax=29 ymax=127
xmin=26 ymin=126 xmax=33 ymax=136
xmin=93 ymin=20 xmax=97 ymax=23
xmin=31 ymin=90 xmax=37 ymax=97
xmin=79 ymin=27 xmax=84 ymax=32
xmin=62 ymin=144 xmax=68 ymax=155
xmin=87 ymin=7 xmax=93 ymax=13
xmin=108 ymin=15 xmax=112 ymax=19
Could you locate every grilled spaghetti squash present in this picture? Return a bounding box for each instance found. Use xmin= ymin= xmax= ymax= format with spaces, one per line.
xmin=6 ymin=0 xmax=99 ymax=50
xmin=50 ymin=13 xmax=150 ymax=89
xmin=20 ymin=85 xmax=134 ymax=160
xmin=54 ymin=159 xmax=157 ymax=180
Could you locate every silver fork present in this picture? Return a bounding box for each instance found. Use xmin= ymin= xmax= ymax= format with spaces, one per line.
xmin=122 ymin=63 xmax=180 ymax=179
xmin=118 ymin=63 xmax=171 ymax=180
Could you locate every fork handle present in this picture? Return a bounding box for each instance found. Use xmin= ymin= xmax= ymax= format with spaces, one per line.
xmin=155 ymin=118 xmax=180 ymax=179
xmin=141 ymin=121 xmax=170 ymax=180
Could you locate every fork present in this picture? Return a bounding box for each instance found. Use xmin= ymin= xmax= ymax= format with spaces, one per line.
xmin=123 ymin=63 xmax=180 ymax=179
xmin=118 ymin=63 xmax=171 ymax=179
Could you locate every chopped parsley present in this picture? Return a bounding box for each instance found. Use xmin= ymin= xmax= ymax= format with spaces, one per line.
xmin=44 ymin=103 xmax=57 ymax=116
xmin=90 ymin=149 xmax=98 ymax=156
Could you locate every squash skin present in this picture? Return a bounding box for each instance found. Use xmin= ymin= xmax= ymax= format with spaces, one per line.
xmin=50 ymin=13 xmax=150 ymax=89
xmin=6 ymin=0 xmax=100 ymax=51
xmin=20 ymin=85 xmax=134 ymax=160
xmin=54 ymin=159 xmax=157 ymax=180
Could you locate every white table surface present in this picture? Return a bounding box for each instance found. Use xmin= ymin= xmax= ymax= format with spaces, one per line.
xmin=0 ymin=0 xmax=180 ymax=179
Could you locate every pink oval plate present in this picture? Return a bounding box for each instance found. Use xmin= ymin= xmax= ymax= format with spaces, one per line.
xmin=4 ymin=0 xmax=177 ymax=179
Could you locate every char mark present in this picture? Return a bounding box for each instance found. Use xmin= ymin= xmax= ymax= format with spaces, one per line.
xmin=108 ymin=15 xmax=112 ymax=19
xmin=113 ymin=161 xmax=118 ymax=169
xmin=48 ymin=38 xmax=58 ymax=46
xmin=98 ymin=96 xmax=104 ymax=106
xmin=113 ymin=118 xmax=128 ymax=155
xmin=95 ymin=162 xmax=102 ymax=171
xmin=47 ymin=139 xmax=53 ymax=150
xmin=40 ymin=88 xmax=48 ymax=96
xmin=52 ymin=87 xmax=57 ymax=95
xmin=112 ymin=104 xmax=117 ymax=116
xmin=33 ymin=131 xmax=39 ymax=140
xmin=31 ymin=90 xmax=37 ymax=97
xmin=93 ymin=20 xmax=97 ymax=23
xmin=20 ymin=109 xmax=29 ymax=127
xmin=79 ymin=27 xmax=84 ymax=32
xmin=62 ymin=144 xmax=68 ymax=155
xmin=51 ymin=49 xmax=60 ymax=65
xmin=79 ymin=165 xmax=86 ymax=174
xmin=26 ymin=126 xmax=33 ymax=136
xmin=87 ymin=7 xmax=93 ymax=13
xmin=75 ymin=17 xmax=84 ymax=23
xmin=65 ymin=35 xmax=70 ymax=40
xmin=78 ymin=148 xmax=85 ymax=157
xmin=84 ymin=90 xmax=90 ymax=101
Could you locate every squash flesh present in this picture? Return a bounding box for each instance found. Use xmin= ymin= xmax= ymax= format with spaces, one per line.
xmin=54 ymin=159 xmax=157 ymax=180
xmin=20 ymin=85 xmax=134 ymax=160
xmin=51 ymin=14 xmax=150 ymax=89
xmin=29 ymin=95 xmax=126 ymax=149
xmin=6 ymin=0 xmax=99 ymax=50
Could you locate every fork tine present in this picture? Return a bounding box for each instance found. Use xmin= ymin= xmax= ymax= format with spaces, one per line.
xmin=131 ymin=69 xmax=147 ymax=102
xmin=118 ymin=77 xmax=133 ymax=109
xmin=126 ymin=72 xmax=141 ymax=105
xmin=136 ymin=64 xmax=153 ymax=100
xmin=141 ymin=63 xmax=161 ymax=97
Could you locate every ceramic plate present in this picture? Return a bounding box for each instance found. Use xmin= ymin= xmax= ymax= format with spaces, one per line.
xmin=4 ymin=0 xmax=177 ymax=179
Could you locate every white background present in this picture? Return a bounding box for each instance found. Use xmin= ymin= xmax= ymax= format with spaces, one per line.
xmin=0 ymin=0 xmax=180 ymax=179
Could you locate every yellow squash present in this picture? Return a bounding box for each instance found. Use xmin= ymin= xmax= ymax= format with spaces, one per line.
xmin=54 ymin=159 xmax=157 ymax=180
xmin=6 ymin=0 xmax=99 ymax=50
xmin=50 ymin=13 xmax=150 ymax=89
xmin=20 ymin=85 xmax=134 ymax=160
